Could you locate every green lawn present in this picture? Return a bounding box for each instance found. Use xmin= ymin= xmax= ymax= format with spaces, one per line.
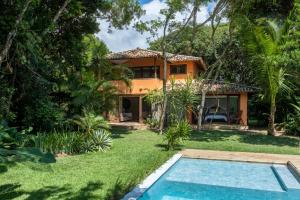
xmin=1 ymin=129 xmax=300 ymax=199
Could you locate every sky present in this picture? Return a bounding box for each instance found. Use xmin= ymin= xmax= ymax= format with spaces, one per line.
xmin=96 ymin=0 xmax=215 ymax=53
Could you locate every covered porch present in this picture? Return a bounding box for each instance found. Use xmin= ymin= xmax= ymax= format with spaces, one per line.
xmin=192 ymin=93 xmax=249 ymax=126
xmin=117 ymin=95 xmax=151 ymax=123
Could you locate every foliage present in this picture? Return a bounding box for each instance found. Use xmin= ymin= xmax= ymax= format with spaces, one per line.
xmin=0 ymin=124 xmax=55 ymax=173
xmin=164 ymin=120 xmax=192 ymax=150
xmin=72 ymin=110 xmax=110 ymax=135
xmin=144 ymin=89 xmax=163 ymax=105
xmin=285 ymin=113 xmax=300 ymax=136
xmin=145 ymin=117 xmax=159 ymax=129
xmin=0 ymin=0 xmax=142 ymax=130
xmin=238 ymin=15 xmax=295 ymax=134
xmin=0 ymin=125 xmax=31 ymax=150
xmin=285 ymin=102 xmax=300 ymax=136
xmin=33 ymin=129 xmax=112 ymax=154
xmin=23 ymin=97 xmax=65 ymax=131
xmin=167 ymin=77 xmax=199 ymax=124
xmin=32 ymin=131 xmax=84 ymax=155
xmin=83 ymin=130 xmax=112 ymax=152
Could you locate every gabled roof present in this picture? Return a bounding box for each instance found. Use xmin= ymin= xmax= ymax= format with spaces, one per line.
xmin=106 ymin=48 xmax=206 ymax=65
xmin=207 ymin=82 xmax=258 ymax=94
xmin=168 ymin=80 xmax=258 ymax=94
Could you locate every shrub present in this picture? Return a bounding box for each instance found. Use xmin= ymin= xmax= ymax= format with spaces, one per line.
xmin=285 ymin=113 xmax=300 ymax=136
xmin=83 ymin=130 xmax=112 ymax=152
xmin=164 ymin=120 xmax=192 ymax=150
xmin=33 ymin=131 xmax=84 ymax=154
xmin=145 ymin=117 xmax=159 ymax=129
xmin=33 ymin=130 xmax=112 ymax=155
xmin=23 ymin=99 xmax=65 ymax=131
xmin=72 ymin=109 xmax=110 ymax=135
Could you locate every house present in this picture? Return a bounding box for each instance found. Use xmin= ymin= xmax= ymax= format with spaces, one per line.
xmin=106 ymin=48 xmax=254 ymax=128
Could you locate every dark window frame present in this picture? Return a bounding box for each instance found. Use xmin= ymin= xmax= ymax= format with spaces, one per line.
xmin=170 ymin=64 xmax=187 ymax=75
xmin=132 ymin=66 xmax=160 ymax=79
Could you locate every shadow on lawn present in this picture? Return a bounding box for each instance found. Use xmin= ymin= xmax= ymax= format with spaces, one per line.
xmin=190 ymin=130 xmax=300 ymax=147
xmin=0 ymin=181 xmax=104 ymax=200
xmin=155 ymin=143 xmax=184 ymax=151
xmin=111 ymin=128 xmax=132 ymax=139
xmin=104 ymin=178 xmax=136 ymax=200
xmin=0 ymin=178 xmax=136 ymax=200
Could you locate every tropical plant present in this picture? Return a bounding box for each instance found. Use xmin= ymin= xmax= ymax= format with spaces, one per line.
xmin=0 ymin=124 xmax=55 ymax=172
xmin=83 ymin=130 xmax=112 ymax=152
xmin=145 ymin=117 xmax=159 ymax=129
xmin=168 ymin=77 xmax=199 ymax=124
xmin=72 ymin=109 xmax=110 ymax=135
xmin=33 ymin=131 xmax=84 ymax=155
xmin=164 ymin=120 xmax=192 ymax=150
xmin=33 ymin=129 xmax=112 ymax=154
xmin=240 ymin=17 xmax=292 ymax=135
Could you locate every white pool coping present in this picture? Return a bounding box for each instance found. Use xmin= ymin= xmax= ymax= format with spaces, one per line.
xmin=122 ymin=153 xmax=182 ymax=200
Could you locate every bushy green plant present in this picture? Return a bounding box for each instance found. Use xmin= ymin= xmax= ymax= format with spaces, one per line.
xmin=164 ymin=120 xmax=192 ymax=150
xmin=33 ymin=129 xmax=112 ymax=155
xmin=285 ymin=114 xmax=300 ymax=136
xmin=83 ymin=130 xmax=112 ymax=152
xmin=33 ymin=131 xmax=85 ymax=155
xmin=0 ymin=125 xmax=32 ymax=149
xmin=72 ymin=109 xmax=110 ymax=135
xmin=285 ymin=104 xmax=300 ymax=136
xmin=168 ymin=77 xmax=199 ymax=124
xmin=0 ymin=124 xmax=55 ymax=171
xmin=23 ymin=99 xmax=65 ymax=131
xmin=145 ymin=117 xmax=159 ymax=129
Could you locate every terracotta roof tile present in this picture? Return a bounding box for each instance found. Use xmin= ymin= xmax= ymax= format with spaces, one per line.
xmin=168 ymin=80 xmax=258 ymax=94
xmin=106 ymin=48 xmax=204 ymax=63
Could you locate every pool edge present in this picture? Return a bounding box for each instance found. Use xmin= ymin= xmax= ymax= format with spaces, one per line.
xmin=122 ymin=153 xmax=182 ymax=200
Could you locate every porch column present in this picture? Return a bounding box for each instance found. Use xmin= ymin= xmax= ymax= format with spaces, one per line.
xmin=239 ymin=93 xmax=248 ymax=126
xmin=119 ymin=96 xmax=122 ymax=122
xmin=139 ymin=96 xmax=143 ymax=123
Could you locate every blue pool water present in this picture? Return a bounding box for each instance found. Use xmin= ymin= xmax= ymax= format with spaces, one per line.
xmin=139 ymin=158 xmax=300 ymax=200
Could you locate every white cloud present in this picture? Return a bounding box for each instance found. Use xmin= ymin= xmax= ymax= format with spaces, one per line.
xmin=96 ymin=0 xmax=210 ymax=52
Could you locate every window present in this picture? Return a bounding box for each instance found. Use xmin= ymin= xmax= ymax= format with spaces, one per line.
xmin=132 ymin=66 xmax=160 ymax=79
xmin=170 ymin=64 xmax=187 ymax=74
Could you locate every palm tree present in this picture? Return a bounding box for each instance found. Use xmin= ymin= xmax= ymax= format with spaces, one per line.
xmin=241 ymin=18 xmax=291 ymax=135
xmin=72 ymin=109 xmax=110 ymax=135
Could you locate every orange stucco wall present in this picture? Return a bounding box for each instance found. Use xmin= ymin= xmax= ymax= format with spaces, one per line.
xmin=239 ymin=92 xmax=248 ymax=125
xmin=113 ymin=58 xmax=202 ymax=95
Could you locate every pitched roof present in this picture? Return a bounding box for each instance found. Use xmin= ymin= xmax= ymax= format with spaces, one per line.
xmin=207 ymin=82 xmax=258 ymax=94
xmin=168 ymin=80 xmax=258 ymax=94
xmin=106 ymin=48 xmax=205 ymax=64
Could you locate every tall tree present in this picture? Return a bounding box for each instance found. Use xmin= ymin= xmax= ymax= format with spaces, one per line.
xmin=240 ymin=18 xmax=292 ymax=135
xmin=0 ymin=0 xmax=143 ymax=129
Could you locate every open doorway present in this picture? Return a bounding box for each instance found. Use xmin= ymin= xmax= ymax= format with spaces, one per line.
xmin=120 ymin=97 xmax=139 ymax=122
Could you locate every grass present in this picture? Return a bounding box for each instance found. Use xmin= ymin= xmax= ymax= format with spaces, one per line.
xmin=1 ymin=129 xmax=300 ymax=199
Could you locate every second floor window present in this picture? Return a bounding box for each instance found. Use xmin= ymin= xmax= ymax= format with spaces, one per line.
xmin=170 ymin=64 xmax=187 ymax=74
xmin=133 ymin=66 xmax=160 ymax=79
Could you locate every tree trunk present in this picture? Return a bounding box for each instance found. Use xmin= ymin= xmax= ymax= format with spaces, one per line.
xmin=42 ymin=0 xmax=71 ymax=36
xmin=159 ymin=55 xmax=168 ymax=134
xmin=268 ymin=100 xmax=276 ymax=136
xmin=0 ymin=0 xmax=32 ymax=67
xmin=197 ymin=90 xmax=206 ymax=131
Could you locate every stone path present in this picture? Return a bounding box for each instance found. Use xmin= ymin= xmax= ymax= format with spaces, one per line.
xmin=181 ymin=149 xmax=300 ymax=175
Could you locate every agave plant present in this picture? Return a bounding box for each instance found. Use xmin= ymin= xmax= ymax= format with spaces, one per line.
xmin=83 ymin=130 xmax=112 ymax=152
xmin=72 ymin=109 xmax=110 ymax=135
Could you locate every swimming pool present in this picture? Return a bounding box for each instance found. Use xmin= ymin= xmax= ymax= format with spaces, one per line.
xmin=138 ymin=158 xmax=300 ymax=200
